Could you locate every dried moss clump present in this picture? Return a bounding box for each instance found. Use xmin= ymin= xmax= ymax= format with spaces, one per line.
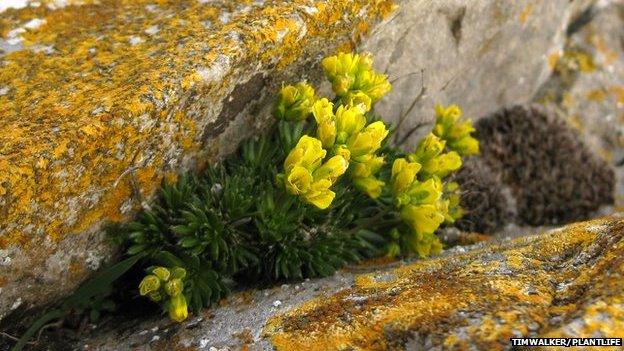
xmin=453 ymin=158 xmax=513 ymax=233
xmin=476 ymin=105 xmax=614 ymax=225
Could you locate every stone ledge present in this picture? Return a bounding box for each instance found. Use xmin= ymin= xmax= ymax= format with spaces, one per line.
xmin=266 ymin=215 xmax=624 ymax=350
xmin=70 ymin=215 xmax=624 ymax=350
xmin=0 ymin=0 xmax=395 ymax=319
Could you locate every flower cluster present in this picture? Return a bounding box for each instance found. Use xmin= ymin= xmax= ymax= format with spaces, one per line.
xmin=389 ymin=157 xmax=445 ymax=257
xmin=277 ymin=53 xmax=392 ymax=207
xmin=274 ymin=82 xmax=316 ymax=121
xmin=312 ymin=99 xmax=389 ymax=198
xmin=385 ymin=104 xmax=478 ymax=257
xmin=321 ymin=52 xmax=391 ymax=110
xmin=139 ymin=266 xmax=188 ymax=322
xmin=283 ymin=135 xmax=348 ymax=209
xmin=433 ymin=104 xmax=479 ymax=156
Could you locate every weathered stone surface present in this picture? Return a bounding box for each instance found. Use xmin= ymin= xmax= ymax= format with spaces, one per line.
xmin=535 ymin=0 xmax=624 ymax=209
xmin=72 ymin=215 xmax=624 ymax=350
xmin=0 ymin=0 xmax=600 ymax=322
xmin=364 ymin=0 xmax=593 ymax=146
xmin=0 ymin=0 xmax=395 ymax=320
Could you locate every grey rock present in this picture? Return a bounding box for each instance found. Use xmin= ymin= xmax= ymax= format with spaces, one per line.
xmin=535 ymin=0 xmax=624 ymax=208
xmin=365 ymin=0 xmax=593 ymax=147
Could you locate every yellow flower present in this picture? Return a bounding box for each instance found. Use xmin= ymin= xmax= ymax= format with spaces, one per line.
xmin=285 ymin=166 xmax=313 ymax=195
xmin=420 ymin=151 xmax=462 ymax=178
xmin=410 ymin=134 xmax=446 ymax=163
xmin=283 ymin=136 xmax=349 ymax=209
xmin=152 ymin=267 xmax=170 ymax=282
xmin=450 ymin=134 xmax=480 ymax=156
xmin=443 ymin=182 xmax=464 ymax=223
xmin=171 ymin=267 xmax=187 ymax=280
xmin=335 ymin=105 xmax=367 ymax=144
xmin=139 ymin=275 xmax=160 ymax=296
xmin=343 ymin=91 xmax=372 ymax=112
xmin=350 ymin=154 xmax=384 ymax=178
xmin=433 ymin=104 xmax=479 ymax=156
xmin=391 ymin=158 xmax=422 ymax=196
xmin=322 ymin=52 xmax=391 ymax=103
xmin=434 ymin=104 xmax=462 ymax=128
xmin=322 ymin=53 xmax=362 ymax=95
xmin=275 ymin=82 xmax=316 ymax=121
xmin=346 ymin=121 xmax=389 ymax=159
xmin=164 ymin=278 xmax=184 ymax=297
xmin=284 ymin=136 xmax=326 ymax=173
xmin=313 ymin=155 xmax=348 ymax=183
xmin=168 ymin=294 xmax=189 ymax=322
xmin=355 ymin=69 xmax=391 ymax=102
xmin=353 ymin=176 xmax=385 ymax=199
xmin=313 ymin=98 xmax=337 ymax=148
xmin=400 ymin=204 xmax=445 ymax=236
xmin=405 ymin=177 xmax=442 ymax=205
xmin=334 ymin=144 xmax=351 ymax=161
xmin=303 ymin=179 xmax=335 ymax=209
xmin=406 ymin=231 xmax=443 ymax=258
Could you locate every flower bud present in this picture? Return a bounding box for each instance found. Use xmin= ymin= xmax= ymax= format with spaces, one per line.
xmin=165 ymin=278 xmax=184 ymax=297
xmin=275 ymin=82 xmax=316 ymax=121
xmin=303 ymin=179 xmax=335 ymax=209
xmin=139 ymin=275 xmax=160 ymax=296
xmin=171 ymin=267 xmax=187 ymax=280
xmin=391 ymin=158 xmax=421 ymax=196
xmin=343 ymin=91 xmax=372 ymax=112
xmin=313 ymin=155 xmax=348 ymax=183
xmin=353 ymin=176 xmax=385 ymax=199
xmin=285 ymin=166 xmax=312 ymax=195
xmin=400 ymin=204 xmax=445 ymax=235
xmin=152 ymin=267 xmax=170 ymax=282
xmin=168 ymin=294 xmax=189 ymax=322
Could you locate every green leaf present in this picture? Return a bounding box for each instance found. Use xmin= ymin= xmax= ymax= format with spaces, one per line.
xmin=64 ymin=253 xmax=145 ymax=308
xmin=172 ymin=225 xmax=195 ymax=236
xmin=179 ymin=236 xmax=199 ymax=248
xmin=127 ymin=244 xmax=147 ymax=255
xmin=12 ymin=309 xmax=65 ymax=351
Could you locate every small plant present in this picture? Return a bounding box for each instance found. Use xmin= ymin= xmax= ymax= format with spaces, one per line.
xmin=13 ymin=52 xmax=478 ymax=350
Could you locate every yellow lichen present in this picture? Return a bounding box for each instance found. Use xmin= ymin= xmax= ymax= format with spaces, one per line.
xmin=265 ymin=217 xmax=624 ymax=350
xmin=0 ymin=0 xmax=397 ymax=250
xmin=518 ymin=3 xmax=534 ymax=25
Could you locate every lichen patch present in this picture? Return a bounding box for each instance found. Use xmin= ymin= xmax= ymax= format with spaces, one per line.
xmin=265 ymin=217 xmax=624 ymax=350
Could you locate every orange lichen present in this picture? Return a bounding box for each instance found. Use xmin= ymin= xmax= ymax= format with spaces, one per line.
xmin=547 ymin=51 xmax=561 ymax=71
xmin=518 ymin=3 xmax=534 ymax=25
xmin=609 ymin=86 xmax=624 ymax=105
xmin=586 ymin=89 xmax=606 ymax=102
xmin=265 ymin=217 xmax=624 ymax=350
xmin=590 ymin=33 xmax=618 ymax=65
xmin=0 ymin=0 xmax=397 ymax=251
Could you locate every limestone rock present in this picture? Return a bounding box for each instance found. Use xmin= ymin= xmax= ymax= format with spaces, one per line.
xmin=72 ymin=215 xmax=624 ymax=350
xmin=535 ymin=0 xmax=624 ymax=209
xmin=364 ymin=0 xmax=593 ymax=146
xmin=0 ymin=0 xmax=395 ymax=320
xmin=0 ymin=0 xmax=597 ymax=321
